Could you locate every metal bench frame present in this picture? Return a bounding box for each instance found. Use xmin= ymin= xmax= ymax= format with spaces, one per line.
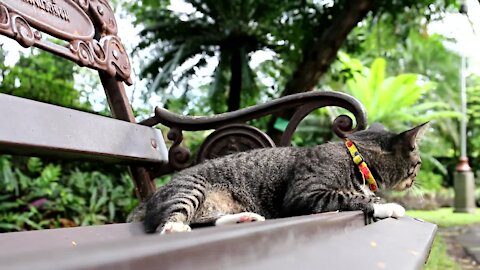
xmin=0 ymin=1 xmax=437 ymax=269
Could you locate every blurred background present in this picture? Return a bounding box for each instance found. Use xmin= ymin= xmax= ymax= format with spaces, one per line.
xmin=1 ymin=0 xmax=480 ymax=268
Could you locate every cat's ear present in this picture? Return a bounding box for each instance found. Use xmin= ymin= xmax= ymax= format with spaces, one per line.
xmin=368 ymin=123 xmax=386 ymax=131
xmin=398 ymin=122 xmax=429 ymax=150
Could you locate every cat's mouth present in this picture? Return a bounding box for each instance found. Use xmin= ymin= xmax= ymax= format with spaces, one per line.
xmin=392 ymin=178 xmax=415 ymax=191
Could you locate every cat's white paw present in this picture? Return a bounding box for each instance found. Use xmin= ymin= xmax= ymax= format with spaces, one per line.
xmin=389 ymin=203 xmax=406 ymax=218
xmin=373 ymin=203 xmax=405 ymax=219
xmin=160 ymin=222 xmax=192 ymax=234
xmin=215 ymin=212 xmax=266 ymax=226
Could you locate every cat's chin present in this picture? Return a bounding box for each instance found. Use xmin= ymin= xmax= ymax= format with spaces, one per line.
xmin=393 ymin=186 xmax=408 ymax=192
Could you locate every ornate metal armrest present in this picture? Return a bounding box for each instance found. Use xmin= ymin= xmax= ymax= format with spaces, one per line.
xmin=140 ymin=91 xmax=367 ymax=177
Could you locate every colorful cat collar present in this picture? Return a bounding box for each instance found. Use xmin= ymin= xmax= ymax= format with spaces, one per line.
xmin=345 ymin=139 xmax=378 ymax=192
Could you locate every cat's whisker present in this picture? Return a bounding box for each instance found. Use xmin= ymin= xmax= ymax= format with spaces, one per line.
xmin=409 ymin=185 xmax=425 ymax=202
xmin=413 ymin=183 xmax=426 ymax=195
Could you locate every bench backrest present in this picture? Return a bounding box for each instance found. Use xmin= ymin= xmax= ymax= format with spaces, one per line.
xmin=0 ymin=0 xmax=370 ymax=200
xmin=0 ymin=0 xmax=166 ymax=199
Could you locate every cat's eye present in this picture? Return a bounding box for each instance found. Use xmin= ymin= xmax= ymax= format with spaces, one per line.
xmin=407 ymin=160 xmax=421 ymax=174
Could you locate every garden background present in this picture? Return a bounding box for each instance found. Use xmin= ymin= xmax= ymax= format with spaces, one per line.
xmin=1 ymin=0 xmax=480 ymax=268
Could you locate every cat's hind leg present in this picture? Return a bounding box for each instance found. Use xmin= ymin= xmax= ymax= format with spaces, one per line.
xmin=191 ymin=189 xmax=262 ymax=227
xmin=129 ymin=202 xmax=192 ymax=234
xmin=160 ymin=220 xmax=192 ymax=234
xmin=155 ymin=210 xmax=195 ymax=234
xmin=143 ymin=176 xmax=208 ymax=234
xmin=214 ymin=212 xmax=266 ymax=226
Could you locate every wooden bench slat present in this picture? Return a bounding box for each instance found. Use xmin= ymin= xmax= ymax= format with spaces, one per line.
xmin=0 ymin=94 xmax=168 ymax=164
xmin=0 ymin=222 xmax=145 ymax=257
xmin=0 ymin=212 xmax=437 ymax=270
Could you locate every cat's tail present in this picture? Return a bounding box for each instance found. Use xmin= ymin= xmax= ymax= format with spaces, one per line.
xmin=143 ymin=175 xmax=208 ymax=233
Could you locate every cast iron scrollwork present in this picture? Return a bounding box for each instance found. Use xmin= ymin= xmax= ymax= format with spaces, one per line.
xmin=0 ymin=5 xmax=8 ymax=27
xmin=68 ymin=35 xmax=132 ymax=84
xmin=148 ymin=127 xmax=191 ymax=177
xmin=74 ymin=0 xmax=90 ymax=12
xmin=100 ymin=35 xmax=132 ymax=84
xmin=71 ymin=0 xmax=118 ymax=36
xmin=141 ymin=91 xmax=368 ymax=176
xmin=0 ymin=1 xmax=132 ymax=85
xmin=69 ymin=40 xmax=95 ymax=66
xmin=332 ymin=115 xmax=356 ymax=139
xmin=10 ymin=14 xmax=36 ymax=48
xmin=196 ymin=124 xmax=275 ymax=163
xmin=166 ymin=128 xmax=191 ymax=171
xmin=88 ymin=0 xmax=118 ymax=36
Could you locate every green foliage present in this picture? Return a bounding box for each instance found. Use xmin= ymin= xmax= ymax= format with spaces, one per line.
xmin=464 ymin=75 xmax=480 ymax=177
xmin=128 ymin=0 xmax=296 ymax=112
xmin=0 ymin=43 xmax=135 ymax=231
xmin=467 ymin=76 xmax=480 ymax=158
xmin=344 ymin=17 xmax=462 ymax=156
xmin=290 ymin=108 xmax=338 ymax=147
xmin=416 ymin=157 xmax=445 ymax=192
xmin=393 ymin=31 xmax=462 ymax=155
xmin=0 ymin=156 xmax=137 ymax=232
xmin=338 ymin=54 xmax=460 ymax=131
xmin=128 ymin=0 xmax=457 ymax=114
xmin=0 ymin=48 xmax=92 ymax=111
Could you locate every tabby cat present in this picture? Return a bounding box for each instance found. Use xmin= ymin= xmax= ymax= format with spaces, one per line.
xmin=129 ymin=123 xmax=427 ymax=234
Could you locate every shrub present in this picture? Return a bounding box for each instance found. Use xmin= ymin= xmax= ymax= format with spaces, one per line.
xmin=0 ymin=156 xmax=137 ymax=232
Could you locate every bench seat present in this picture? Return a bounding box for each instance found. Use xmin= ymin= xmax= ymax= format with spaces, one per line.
xmin=0 ymin=211 xmax=437 ymax=270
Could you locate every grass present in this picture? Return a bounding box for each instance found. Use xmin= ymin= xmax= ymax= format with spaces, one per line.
xmin=424 ymin=235 xmax=462 ymax=270
xmin=407 ymin=208 xmax=480 ymax=227
xmin=406 ymin=208 xmax=480 ymax=270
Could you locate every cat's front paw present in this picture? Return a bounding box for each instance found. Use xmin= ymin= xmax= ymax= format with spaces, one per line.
xmin=215 ymin=212 xmax=266 ymax=226
xmin=160 ymin=222 xmax=192 ymax=234
xmin=373 ymin=203 xmax=405 ymax=219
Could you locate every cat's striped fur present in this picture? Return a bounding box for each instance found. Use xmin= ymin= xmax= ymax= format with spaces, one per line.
xmin=129 ymin=123 xmax=426 ymax=233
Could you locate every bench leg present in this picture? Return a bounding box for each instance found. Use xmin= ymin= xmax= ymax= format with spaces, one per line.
xmin=129 ymin=167 xmax=156 ymax=200
xmin=100 ymin=73 xmax=157 ymax=200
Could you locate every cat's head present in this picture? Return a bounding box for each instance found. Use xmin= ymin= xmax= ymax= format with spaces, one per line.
xmin=347 ymin=122 xmax=428 ymax=191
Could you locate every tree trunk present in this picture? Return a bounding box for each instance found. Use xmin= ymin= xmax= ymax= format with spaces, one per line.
xmin=228 ymin=47 xmax=242 ymax=112
xmin=267 ymin=0 xmax=374 ymax=142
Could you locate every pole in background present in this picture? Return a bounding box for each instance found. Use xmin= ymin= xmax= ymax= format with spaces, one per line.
xmin=454 ymin=1 xmax=476 ymax=213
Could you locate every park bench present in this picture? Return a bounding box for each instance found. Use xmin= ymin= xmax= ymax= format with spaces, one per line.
xmin=0 ymin=1 xmax=436 ymax=269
